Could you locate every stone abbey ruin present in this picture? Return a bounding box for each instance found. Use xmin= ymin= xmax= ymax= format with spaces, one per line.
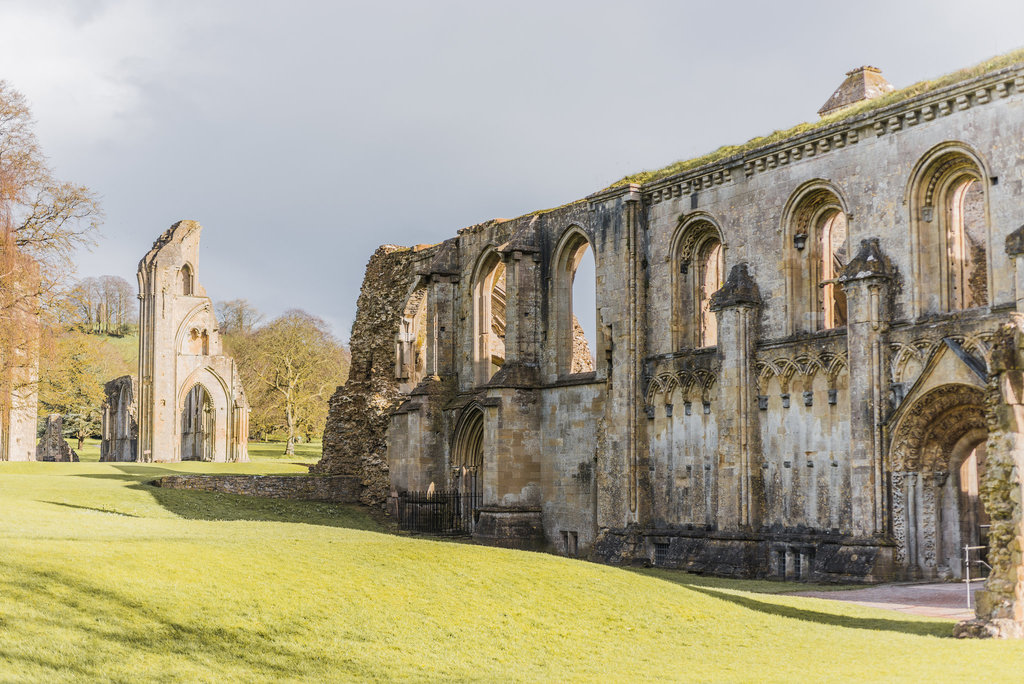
xmin=315 ymin=55 xmax=1024 ymax=636
xmin=100 ymin=220 xmax=249 ymax=462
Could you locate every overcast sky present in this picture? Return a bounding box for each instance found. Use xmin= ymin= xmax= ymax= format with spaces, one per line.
xmin=1 ymin=0 xmax=1022 ymax=342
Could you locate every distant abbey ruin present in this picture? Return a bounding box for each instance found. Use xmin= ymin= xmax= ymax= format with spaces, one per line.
xmin=101 ymin=221 xmax=249 ymax=462
xmin=318 ymin=54 xmax=1024 ymax=636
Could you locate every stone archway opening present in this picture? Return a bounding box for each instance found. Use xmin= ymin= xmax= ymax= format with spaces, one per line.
xmin=452 ymin=407 xmax=484 ymax=530
xmin=181 ymin=384 xmax=214 ymax=461
xmin=890 ymin=384 xmax=988 ymax=580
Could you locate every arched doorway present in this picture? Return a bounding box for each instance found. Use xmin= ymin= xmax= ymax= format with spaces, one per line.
xmin=181 ymin=384 xmax=214 ymax=461
xmin=452 ymin=407 xmax=484 ymax=531
xmin=889 ymin=384 xmax=988 ymax=579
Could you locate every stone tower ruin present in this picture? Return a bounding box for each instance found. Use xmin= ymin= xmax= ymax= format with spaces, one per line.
xmin=135 ymin=221 xmax=249 ymax=462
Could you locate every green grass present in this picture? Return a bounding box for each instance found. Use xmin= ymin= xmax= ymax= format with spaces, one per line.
xmin=71 ymin=439 xmax=321 ymax=464
xmin=2 ymin=462 xmax=1024 ymax=682
xmin=247 ymin=440 xmax=322 ymax=463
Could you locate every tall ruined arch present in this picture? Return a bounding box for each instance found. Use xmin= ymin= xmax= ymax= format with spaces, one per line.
xmin=907 ymin=143 xmax=991 ymax=317
xmin=471 ymin=248 xmax=506 ymax=385
xmin=888 ymin=383 xmax=988 ymax=578
xmin=782 ymin=181 xmax=850 ymax=334
xmin=180 ymin=382 xmax=214 ymax=461
xmin=552 ymin=226 xmax=597 ymax=375
xmin=671 ymin=214 xmax=725 ymax=349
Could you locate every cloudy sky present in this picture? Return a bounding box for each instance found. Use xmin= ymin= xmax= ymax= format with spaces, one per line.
xmin=1 ymin=0 xmax=1022 ymax=341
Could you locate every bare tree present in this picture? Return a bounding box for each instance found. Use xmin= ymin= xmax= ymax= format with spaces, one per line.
xmin=216 ymin=299 xmax=264 ymax=336
xmin=234 ymin=310 xmax=349 ymax=454
xmin=1 ymin=80 xmax=101 ymax=441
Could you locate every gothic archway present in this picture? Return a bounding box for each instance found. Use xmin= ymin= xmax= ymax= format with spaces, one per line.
xmin=889 ymin=383 xmax=988 ymax=579
xmin=180 ymin=383 xmax=215 ymax=461
xmin=452 ymin=406 xmax=485 ymax=530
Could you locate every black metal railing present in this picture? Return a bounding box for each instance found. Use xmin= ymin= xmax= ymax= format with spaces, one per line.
xmin=397 ymin=489 xmax=481 ymax=536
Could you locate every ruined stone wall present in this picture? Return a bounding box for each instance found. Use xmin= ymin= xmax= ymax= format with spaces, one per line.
xmin=136 ymin=221 xmax=249 ymax=463
xmin=313 ymin=245 xmax=435 ymax=507
xmin=153 ymin=473 xmax=361 ymax=503
xmin=100 ymin=375 xmax=137 ymax=462
xmin=341 ymin=57 xmax=1024 ymax=593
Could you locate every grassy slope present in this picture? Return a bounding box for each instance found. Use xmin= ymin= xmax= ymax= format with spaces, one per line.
xmin=1 ymin=462 xmax=1023 ymax=682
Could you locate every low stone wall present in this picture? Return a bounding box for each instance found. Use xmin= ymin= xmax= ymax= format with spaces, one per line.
xmin=152 ymin=474 xmax=361 ymax=503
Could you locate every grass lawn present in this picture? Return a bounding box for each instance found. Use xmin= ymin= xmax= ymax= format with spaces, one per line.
xmin=2 ymin=462 xmax=1024 ymax=682
xmin=73 ymin=439 xmax=321 ymax=464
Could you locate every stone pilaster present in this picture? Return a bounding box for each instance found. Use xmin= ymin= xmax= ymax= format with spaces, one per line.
xmin=710 ymin=263 xmax=763 ymax=531
xmin=838 ymin=238 xmax=893 ymax=537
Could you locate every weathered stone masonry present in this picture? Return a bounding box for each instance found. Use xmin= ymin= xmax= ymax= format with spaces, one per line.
xmin=323 ymin=56 xmax=1024 ymax=635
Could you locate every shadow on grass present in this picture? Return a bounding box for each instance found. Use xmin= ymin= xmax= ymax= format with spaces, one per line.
xmin=684 ymin=584 xmax=953 ymax=638
xmin=0 ymin=558 xmax=366 ymax=680
xmin=41 ymin=501 xmax=140 ymax=517
xmin=130 ymin=482 xmax=388 ymax=532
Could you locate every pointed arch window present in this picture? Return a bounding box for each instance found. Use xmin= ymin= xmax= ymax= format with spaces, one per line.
xmin=672 ymin=218 xmax=725 ymax=349
xmin=179 ymin=264 xmax=194 ymax=296
xmin=910 ymin=146 xmax=990 ymax=316
xmin=472 ymin=251 xmax=505 ymax=385
xmin=784 ymin=185 xmax=849 ymax=333
xmin=553 ymin=228 xmax=597 ymax=376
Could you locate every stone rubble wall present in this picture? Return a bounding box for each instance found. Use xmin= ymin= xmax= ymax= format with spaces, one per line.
xmin=313 ymin=244 xmax=433 ymax=508
xmin=35 ymin=414 xmax=78 ymax=462
xmin=153 ymin=474 xmax=361 ymax=503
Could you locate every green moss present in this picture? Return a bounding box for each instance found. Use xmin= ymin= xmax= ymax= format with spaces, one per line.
xmin=605 ymin=47 xmax=1024 ymax=191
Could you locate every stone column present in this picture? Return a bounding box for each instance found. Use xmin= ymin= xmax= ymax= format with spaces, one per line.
xmin=710 ymin=263 xmax=763 ymax=531
xmin=838 ymin=238 xmax=892 ymax=537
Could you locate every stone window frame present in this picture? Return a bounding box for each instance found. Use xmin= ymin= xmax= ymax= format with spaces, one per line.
xmin=781 ymin=180 xmax=851 ymax=335
xmin=906 ymin=142 xmax=992 ymax=318
xmin=670 ymin=213 xmax=726 ymax=350
xmin=395 ymin=280 xmax=428 ymax=390
xmin=179 ymin=263 xmax=194 ymax=296
xmin=551 ymin=225 xmax=598 ymax=378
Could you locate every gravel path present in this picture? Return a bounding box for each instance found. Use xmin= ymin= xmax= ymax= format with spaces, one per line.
xmin=790 ymin=582 xmax=982 ymax=620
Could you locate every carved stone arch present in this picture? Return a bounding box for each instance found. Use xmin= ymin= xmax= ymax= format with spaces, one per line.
xmin=774 ymin=358 xmax=801 ymax=393
xmin=671 ymin=213 xmax=726 ymax=349
xmin=645 ymin=376 xmax=666 ymax=407
xmin=824 ymin=353 xmax=848 ymax=390
xmin=889 ymin=384 xmax=986 ymax=472
xmin=174 ymin=301 xmax=216 ymax=354
xmin=676 ymin=371 xmax=696 ymax=402
xmin=781 ymin=179 xmax=851 ymax=334
xmin=906 ymin=142 xmax=992 ymax=316
xmin=755 ymin=362 xmax=777 ymax=393
xmin=961 ymin=332 xmax=994 ymax=367
xmin=176 ymin=367 xmax=231 ymax=463
xmin=887 ymin=383 xmax=988 ymax=575
xmin=671 ymin=212 xmax=726 ymax=266
xmin=660 ymin=373 xmax=679 ymax=401
xmin=700 ymin=372 xmax=717 ymax=404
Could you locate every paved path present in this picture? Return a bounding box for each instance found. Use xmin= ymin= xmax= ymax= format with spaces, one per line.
xmin=790 ymin=582 xmax=981 ymax=620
